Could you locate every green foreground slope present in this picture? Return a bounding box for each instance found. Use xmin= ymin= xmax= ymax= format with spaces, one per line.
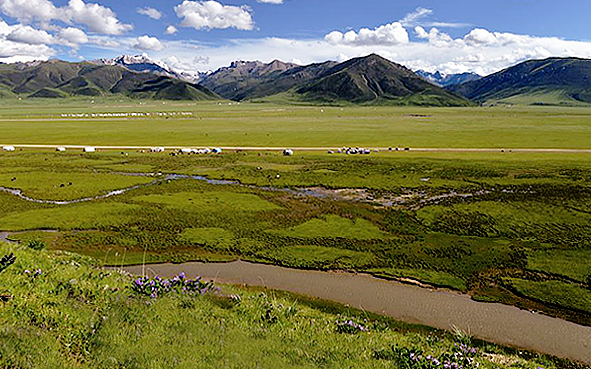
xmin=0 ymin=242 xmax=565 ymax=369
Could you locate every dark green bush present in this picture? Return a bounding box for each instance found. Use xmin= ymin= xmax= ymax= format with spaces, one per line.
xmin=26 ymin=240 xmax=46 ymax=251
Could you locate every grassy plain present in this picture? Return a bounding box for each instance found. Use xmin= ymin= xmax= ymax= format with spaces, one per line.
xmin=1 ymin=99 xmax=591 ymax=148
xmin=1 ymin=100 xmax=591 ymax=364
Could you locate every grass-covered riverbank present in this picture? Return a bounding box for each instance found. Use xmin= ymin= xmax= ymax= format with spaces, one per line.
xmin=0 ymin=241 xmax=576 ymax=368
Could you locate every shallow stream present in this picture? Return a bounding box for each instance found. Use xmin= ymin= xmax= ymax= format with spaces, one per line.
xmin=0 ymin=172 xmax=492 ymax=208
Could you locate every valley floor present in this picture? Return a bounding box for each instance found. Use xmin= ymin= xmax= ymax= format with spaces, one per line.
xmin=2 ymin=101 xmax=591 ymax=367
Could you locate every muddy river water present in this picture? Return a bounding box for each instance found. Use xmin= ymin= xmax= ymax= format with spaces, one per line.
xmin=120 ymin=260 xmax=591 ymax=364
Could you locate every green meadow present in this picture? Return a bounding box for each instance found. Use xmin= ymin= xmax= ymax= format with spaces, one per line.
xmin=1 ymin=99 xmax=591 ymax=148
xmin=2 ymin=100 xmax=591 ymax=366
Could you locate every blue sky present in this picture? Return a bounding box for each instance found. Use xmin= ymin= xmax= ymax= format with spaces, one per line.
xmin=1 ymin=0 xmax=591 ymax=75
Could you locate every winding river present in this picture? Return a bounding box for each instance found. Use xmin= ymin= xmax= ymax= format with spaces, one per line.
xmin=0 ymin=172 xmax=493 ymax=208
xmin=120 ymin=260 xmax=591 ymax=364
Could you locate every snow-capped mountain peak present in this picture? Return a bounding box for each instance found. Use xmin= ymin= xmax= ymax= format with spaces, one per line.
xmin=93 ymin=54 xmax=209 ymax=83
xmin=96 ymin=54 xmax=172 ymax=74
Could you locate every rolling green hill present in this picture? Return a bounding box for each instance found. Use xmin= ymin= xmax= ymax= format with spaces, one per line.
xmin=448 ymin=57 xmax=591 ymax=106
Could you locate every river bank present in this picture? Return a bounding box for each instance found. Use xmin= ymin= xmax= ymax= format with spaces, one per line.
xmin=118 ymin=260 xmax=591 ymax=364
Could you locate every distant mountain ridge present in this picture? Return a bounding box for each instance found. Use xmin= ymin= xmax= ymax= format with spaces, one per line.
xmin=448 ymin=57 xmax=591 ymax=105
xmin=200 ymin=54 xmax=472 ymax=106
xmin=2 ymin=54 xmax=590 ymax=106
xmin=198 ymin=59 xmax=313 ymax=100
xmin=415 ymin=70 xmax=481 ymax=87
xmin=0 ymin=59 xmax=219 ymax=100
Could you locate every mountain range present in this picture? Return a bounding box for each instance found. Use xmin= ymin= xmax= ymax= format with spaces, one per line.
xmin=199 ymin=54 xmax=472 ymax=106
xmin=0 ymin=59 xmax=219 ymax=100
xmin=447 ymin=57 xmax=591 ymax=105
xmin=0 ymin=54 xmax=589 ymax=106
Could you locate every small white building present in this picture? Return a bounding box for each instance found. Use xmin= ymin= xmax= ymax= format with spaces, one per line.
xmin=283 ymin=149 xmax=294 ymax=156
xmin=150 ymin=147 xmax=165 ymax=153
xmin=2 ymin=146 xmax=15 ymax=152
xmin=83 ymin=147 xmax=96 ymax=153
xmin=180 ymin=148 xmax=193 ymax=154
xmin=212 ymin=147 xmax=222 ymax=154
xmin=56 ymin=147 xmax=66 ymax=152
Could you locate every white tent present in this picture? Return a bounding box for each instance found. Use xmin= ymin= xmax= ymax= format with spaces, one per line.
xmin=2 ymin=146 xmax=15 ymax=151
xmin=56 ymin=147 xmax=66 ymax=152
xmin=83 ymin=147 xmax=96 ymax=153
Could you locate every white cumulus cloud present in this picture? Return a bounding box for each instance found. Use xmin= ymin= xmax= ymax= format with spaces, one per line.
xmin=134 ymin=35 xmax=165 ymax=51
xmin=137 ymin=7 xmax=162 ymax=20
xmin=464 ymin=28 xmax=499 ymax=46
xmin=257 ymin=0 xmax=283 ymax=3
xmin=0 ymin=21 xmax=54 ymax=61
xmin=414 ymin=26 xmax=456 ymax=48
xmin=325 ymin=22 xmax=409 ymax=46
xmin=165 ymin=25 xmax=178 ymax=35
xmin=0 ymin=0 xmax=58 ymax=24
xmin=174 ymin=1 xmax=254 ymax=31
xmin=6 ymin=24 xmax=53 ymax=44
xmin=65 ymin=0 xmax=132 ymax=35
xmin=57 ymin=27 xmax=88 ymax=47
xmin=0 ymin=0 xmax=132 ymax=35
xmin=0 ymin=40 xmax=54 ymax=60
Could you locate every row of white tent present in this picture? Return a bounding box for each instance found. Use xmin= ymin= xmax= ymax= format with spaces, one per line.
xmin=2 ymin=146 xmax=82 ymax=152
xmin=2 ymin=147 xmax=224 ymax=154
xmin=179 ymin=147 xmax=223 ymax=154
xmin=60 ymin=112 xmax=193 ymax=118
xmin=58 ymin=147 xmax=94 ymax=152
